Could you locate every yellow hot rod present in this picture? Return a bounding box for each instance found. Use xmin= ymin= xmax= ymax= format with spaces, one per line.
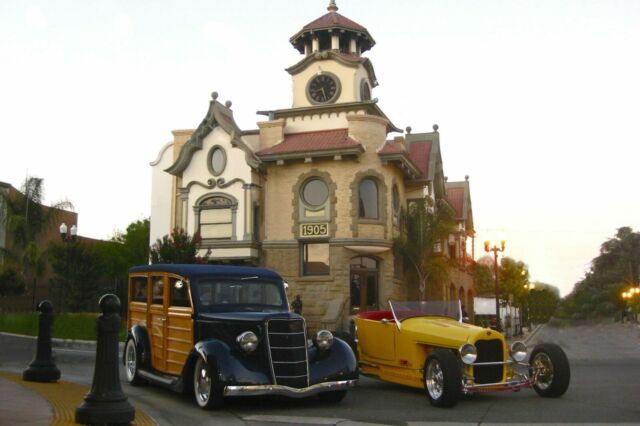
xmin=355 ymin=300 xmax=570 ymax=407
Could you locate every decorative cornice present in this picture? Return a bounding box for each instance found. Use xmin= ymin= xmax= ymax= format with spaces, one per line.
xmin=257 ymin=101 xmax=401 ymax=133
xmin=258 ymin=145 xmax=364 ymax=163
xmin=165 ymin=93 xmax=261 ymax=176
xmin=149 ymin=141 xmax=174 ymax=167
xmin=377 ymin=152 xmax=422 ymax=178
xmin=185 ymin=177 xmax=248 ymax=191
xmin=286 ymin=51 xmax=378 ymax=87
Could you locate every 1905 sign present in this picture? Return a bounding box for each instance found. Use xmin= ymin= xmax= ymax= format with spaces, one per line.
xmin=300 ymin=223 xmax=329 ymax=238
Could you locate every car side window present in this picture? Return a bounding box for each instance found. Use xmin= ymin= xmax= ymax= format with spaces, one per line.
xmin=152 ymin=276 xmax=164 ymax=305
xmin=170 ymin=277 xmax=190 ymax=308
xmin=131 ymin=277 xmax=147 ymax=303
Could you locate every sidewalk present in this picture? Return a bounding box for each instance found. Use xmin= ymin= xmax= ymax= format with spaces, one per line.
xmin=0 ymin=370 xmax=157 ymax=426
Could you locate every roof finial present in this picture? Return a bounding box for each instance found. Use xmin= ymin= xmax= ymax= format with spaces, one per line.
xmin=327 ymin=0 xmax=338 ymax=12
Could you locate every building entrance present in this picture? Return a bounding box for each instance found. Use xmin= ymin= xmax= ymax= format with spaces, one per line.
xmin=350 ymin=256 xmax=378 ymax=313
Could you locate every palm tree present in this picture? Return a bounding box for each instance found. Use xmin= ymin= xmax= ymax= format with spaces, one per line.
xmin=393 ymin=196 xmax=456 ymax=300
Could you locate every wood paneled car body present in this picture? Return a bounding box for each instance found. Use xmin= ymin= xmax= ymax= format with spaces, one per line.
xmin=124 ymin=264 xmax=357 ymax=409
xmin=355 ymin=300 xmax=570 ymax=407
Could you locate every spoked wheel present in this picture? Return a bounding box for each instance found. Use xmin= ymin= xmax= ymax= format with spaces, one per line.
xmin=423 ymin=348 xmax=461 ymax=408
xmin=193 ymin=357 xmax=224 ymax=409
xmin=530 ymin=343 xmax=570 ymax=397
xmin=124 ymin=338 xmax=145 ymax=386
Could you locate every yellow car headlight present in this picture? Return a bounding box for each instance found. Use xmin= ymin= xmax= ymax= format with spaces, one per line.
xmin=510 ymin=341 xmax=527 ymax=362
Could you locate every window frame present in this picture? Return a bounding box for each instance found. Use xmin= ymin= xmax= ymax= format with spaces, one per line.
xmin=358 ymin=177 xmax=379 ymax=220
xmin=300 ymin=241 xmax=330 ymax=276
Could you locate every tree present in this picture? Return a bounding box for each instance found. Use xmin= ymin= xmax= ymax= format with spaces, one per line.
xmin=473 ymin=256 xmax=495 ymax=294
xmin=150 ymin=228 xmax=210 ymax=264
xmin=560 ymin=226 xmax=640 ymax=320
xmin=498 ymin=257 xmax=529 ymax=308
xmin=528 ymin=287 xmax=560 ymax=323
xmin=94 ymin=218 xmax=150 ymax=306
xmin=0 ymin=176 xmax=73 ymax=298
xmin=49 ymin=240 xmax=104 ymax=311
xmin=393 ymin=197 xmax=456 ymax=300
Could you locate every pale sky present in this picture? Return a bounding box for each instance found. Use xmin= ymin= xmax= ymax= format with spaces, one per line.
xmin=2 ymin=0 xmax=639 ymax=297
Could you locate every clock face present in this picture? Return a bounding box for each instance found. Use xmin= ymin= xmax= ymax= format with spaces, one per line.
xmin=307 ymin=73 xmax=340 ymax=104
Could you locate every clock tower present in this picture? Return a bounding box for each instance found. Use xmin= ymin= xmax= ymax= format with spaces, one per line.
xmin=287 ymin=0 xmax=378 ymax=108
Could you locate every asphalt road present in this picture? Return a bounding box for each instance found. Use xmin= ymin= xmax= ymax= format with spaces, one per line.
xmin=1 ymin=320 xmax=639 ymax=425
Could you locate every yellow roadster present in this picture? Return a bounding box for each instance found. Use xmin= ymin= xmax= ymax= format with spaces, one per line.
xmin=355 ymin=300 xmax=570 ymax=407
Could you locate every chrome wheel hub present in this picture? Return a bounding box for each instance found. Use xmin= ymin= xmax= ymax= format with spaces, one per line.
xmin=125 ymin=342 xmax=136 ymax=381
xmin=532 ymin=352 xmax=554 ymax=390
xmin=425 ymin=359 xmax=444 ymax=400
xmin=195 ymin=359 xmax=211 ymax=404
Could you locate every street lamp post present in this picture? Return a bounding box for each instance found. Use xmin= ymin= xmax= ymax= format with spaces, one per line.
xmin=58 ymin=223 xmax=77 ymax=311
xmin=484 ymin=239 xmax=505 ymax=331
xmin=621 ymin=286 xmax=640 ymax=322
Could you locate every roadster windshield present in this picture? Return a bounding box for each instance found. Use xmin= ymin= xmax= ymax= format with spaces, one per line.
xmin=389 ymin=300 xmax=462 ymax=322
xmin=195 ymin=278 xmax=286 ymax=312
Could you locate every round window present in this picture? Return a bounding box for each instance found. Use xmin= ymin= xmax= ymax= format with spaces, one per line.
xmin=302 ymin=179 xmax=329 ymax=207
xmin=209 ymin=147 xmax=226 ymax=176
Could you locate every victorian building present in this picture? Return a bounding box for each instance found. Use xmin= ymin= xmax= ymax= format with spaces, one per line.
xmin=150 ymin=2 xmax=476 ymax=331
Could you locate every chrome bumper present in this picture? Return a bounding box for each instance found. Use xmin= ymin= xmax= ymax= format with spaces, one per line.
xmin=224 ymin=379 xmax=357 ymax=398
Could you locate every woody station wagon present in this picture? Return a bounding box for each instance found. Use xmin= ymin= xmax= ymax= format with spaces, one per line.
xmin=124 ymin=264 xmax=358 ymax=409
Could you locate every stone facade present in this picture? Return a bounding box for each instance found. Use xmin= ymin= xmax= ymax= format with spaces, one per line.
xmin=149 ymin=3 xmax=477 ymax=332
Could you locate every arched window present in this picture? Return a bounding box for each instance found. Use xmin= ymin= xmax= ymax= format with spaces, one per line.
xmin=358 ymin=178 xmax=378 ymax=219
xmin=195 ymin=195 xmax=236 ymax=240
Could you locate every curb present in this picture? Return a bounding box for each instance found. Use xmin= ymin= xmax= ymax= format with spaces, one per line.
xmin=523 ymin=323 xmax=544 ymax=345
xmin=0 ymin=331 xmax=124 ymax=351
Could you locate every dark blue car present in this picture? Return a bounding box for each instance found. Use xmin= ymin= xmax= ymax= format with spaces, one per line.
xmin=124 ymin=264 xmax=358 ymax=409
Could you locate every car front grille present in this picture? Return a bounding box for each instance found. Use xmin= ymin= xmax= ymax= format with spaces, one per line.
xmin=474 ymin=339 xmax=504 ymax=384
xmin=266 ymin=318 xmax=309 ymax=389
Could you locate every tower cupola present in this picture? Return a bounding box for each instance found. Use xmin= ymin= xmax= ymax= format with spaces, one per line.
xmin=289 ymin=1 xmax=376 ymax=56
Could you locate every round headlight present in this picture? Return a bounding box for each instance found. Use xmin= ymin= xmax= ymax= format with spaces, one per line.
xmin=459 ymin=343 xmax=477 ymax=365
xmin=315 ymin=330 xmax=334 ymax=351
xmin=237 ymin=331 xmax=259 ymax=353
xmin=510 ymin=341 xmax=527 ymax=362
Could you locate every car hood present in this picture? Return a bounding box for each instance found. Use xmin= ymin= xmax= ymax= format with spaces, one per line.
xmin=197 ymin=311 xmax=298 ymax=323
xmin=400 ymin=316 xmax=504 ymax=348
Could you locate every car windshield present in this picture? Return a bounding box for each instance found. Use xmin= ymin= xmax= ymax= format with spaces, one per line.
xmin=389 ymin=300 xmax=462 ymax=322
xmin=195 ymin=278 xmax=286 ymax=312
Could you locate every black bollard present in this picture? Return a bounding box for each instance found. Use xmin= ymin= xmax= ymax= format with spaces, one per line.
xmin=23 ymin=300 xmax=61 ymax=382
xmin=75 ymin=294 xmax=135 ymax=425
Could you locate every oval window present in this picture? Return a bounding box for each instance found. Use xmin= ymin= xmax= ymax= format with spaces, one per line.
xmin=302 ymin=178 xmax=329 ymax=207
xmin=209 ymin=147 xmax=226 ymax=176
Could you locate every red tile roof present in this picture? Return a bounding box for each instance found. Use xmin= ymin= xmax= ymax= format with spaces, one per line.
xmin=302 ymin=12 xmax=368 ymax=33
xmin=256 ymin=128 xmax=361 ymax=156
xmin=446 ymin=187 xmax=465 ymax=220
xmin=408 ymin=141 xmax=432 ymax=179
xmin=377 ymin=140 xmax=405 ymax=154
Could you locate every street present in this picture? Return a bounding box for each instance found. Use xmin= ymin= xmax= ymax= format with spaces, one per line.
xmin=1 ymin=320 xmax=639 ymax=425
